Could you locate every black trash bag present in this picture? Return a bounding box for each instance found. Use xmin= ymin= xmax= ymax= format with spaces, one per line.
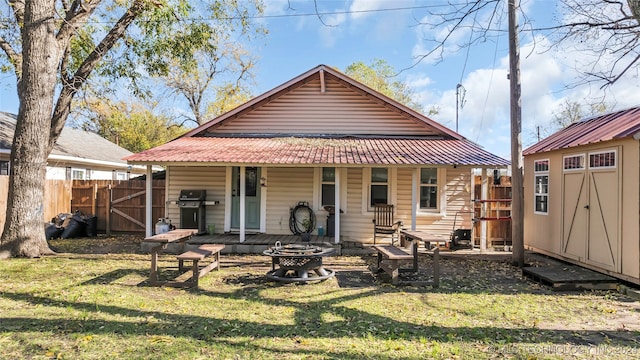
xmin=60 ymin=214 xmax=87 ymax=239
xmin=83 ymin=215 xmax=98 ymax=237
xmin=45 ymin=223 xmax=63 ymax=240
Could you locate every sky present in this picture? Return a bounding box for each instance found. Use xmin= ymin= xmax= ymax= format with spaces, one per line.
xmin=2 ymin=0 xmax=640 ymax=160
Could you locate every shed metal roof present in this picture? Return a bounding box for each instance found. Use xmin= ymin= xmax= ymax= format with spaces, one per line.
xmin=524 ymin=106 xmax=640 ymax=155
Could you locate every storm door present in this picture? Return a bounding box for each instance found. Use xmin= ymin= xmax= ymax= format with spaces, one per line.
xmin=231 ymin=167 xmax=261 ymax=230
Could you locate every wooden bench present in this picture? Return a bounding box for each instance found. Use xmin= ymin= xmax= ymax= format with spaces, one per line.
xmin=372 ymin=245 xmax=416 ymax=285
xmin=373 ymin=244 xmax=440 ymax=287
xmin=173 ymin=244 xmax=225 ymax=288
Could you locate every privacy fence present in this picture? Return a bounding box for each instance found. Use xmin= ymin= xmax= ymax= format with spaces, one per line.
xmin=0 ymin=176 xmax=165 ymax=235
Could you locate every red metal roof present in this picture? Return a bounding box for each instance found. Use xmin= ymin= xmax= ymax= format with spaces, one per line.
xmin=524 ymin=106 xmax=640 ymax=155
xmin=124 ymin=136 xmax=509 ymax=167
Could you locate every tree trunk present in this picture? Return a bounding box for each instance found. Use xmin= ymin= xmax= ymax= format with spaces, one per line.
xmin=0 ymin=1 xmax=59 ymax=258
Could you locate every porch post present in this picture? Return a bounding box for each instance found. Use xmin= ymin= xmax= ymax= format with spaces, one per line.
xmin=334 ymin=168 xmax=341 ymax=244
xmin=411 ymin=168 xmax=418 ymax=231
xmin=240 ymin=166 xmax=246 ymax=243
xmin=480 ymin=168 xmax=489 ymax=253
xmin=145 ymin=165 xmax=153 ymax=237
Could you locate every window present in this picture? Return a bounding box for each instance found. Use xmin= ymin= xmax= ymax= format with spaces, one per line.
xmin=321 ymin=167 xmax=335 ymax=206
xmin=420 ymin=168 xmax=438 ymax=210
xmin=589 ymin=150 xmax=616 ymax=169
xmin=71 ymin=168 xmax=86 ymax=180
xmin=534 ymin=159 xmax=549 ymax=214
xmin=563 ymin=154 xmax=585 ymax=171
xmin=0 ymin=161 xmax=9 ymax=175
xmin=370 ymin=168 xmax=388 ymax=206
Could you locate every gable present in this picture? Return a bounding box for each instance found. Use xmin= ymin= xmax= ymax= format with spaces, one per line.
xmin=194 ymin=66 xmax=457 ymax=138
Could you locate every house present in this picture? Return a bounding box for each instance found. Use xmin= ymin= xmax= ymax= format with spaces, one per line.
xmin=125 ymin=64 xmax=509 ymax=247
xmin=523 ymin=106 xmax=640 ymax=285
xmin=0 ymin=111 xmax=147 ymax=180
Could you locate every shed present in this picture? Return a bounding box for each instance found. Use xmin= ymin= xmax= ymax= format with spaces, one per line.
xmin=523 ymin=106 xmax=640 ymax=285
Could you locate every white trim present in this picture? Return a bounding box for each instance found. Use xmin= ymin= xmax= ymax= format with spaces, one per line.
xmin=224 ymin=166 xmax=232 ymax=232
xmin=260 ymin=167 xmax=267 ymax=232
xmin=415 ymin=167 xmax=446 ymax=216
xmin=411 ymin=168 xmax=418 ymax=231
xmin=145 ymin=165 xmax=153 ymax=238
xmin=240 ymin=166 xmax=246 ymax=242
xmin=562 ymin=154 xmax=586 ymax=172
xmin=588 ymin=149 xmax=617 ymax=170
xmin=314 ymin=167 xmax=347 ymax=213
xmin=334 ymin=167 xmax=341 ymax=244
xmin=47 ymin=154 xmax=149 ymax=171
xmin=362 ymin=167 xmax=395 ymax=214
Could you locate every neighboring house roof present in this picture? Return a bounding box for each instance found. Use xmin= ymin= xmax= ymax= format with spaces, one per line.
xmin=125 ymin=64 xmax=509 ymax=167
xmin=0 ymin=111 xmax=135 ymax=169
xmin=524 ymin=106 xmax=640 ymax=156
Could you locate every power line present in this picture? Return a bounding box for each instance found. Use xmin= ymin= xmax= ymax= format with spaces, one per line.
xmin=0 ymin=4 xmax=456 ymax=26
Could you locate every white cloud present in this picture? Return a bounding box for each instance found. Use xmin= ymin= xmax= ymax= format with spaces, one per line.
xmin=349 ymin=0 xmax=390 ymax=20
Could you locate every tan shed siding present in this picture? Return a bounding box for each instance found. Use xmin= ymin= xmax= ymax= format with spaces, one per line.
xmin=620 ymin=139 xmax=640 ymax=279
xmin=265 ymin=167 xmax=315 ymax=234
xmin=166 ymin=166 xmax=226 ymax=231
xmin=212 ymin=78 xmax=437 ymax=136
xmin=524 ymin=154 xmax=560 ymax=253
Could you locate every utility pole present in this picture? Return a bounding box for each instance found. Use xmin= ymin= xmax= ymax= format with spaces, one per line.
xmin=508 ymin=0 xmax=525 ymax=267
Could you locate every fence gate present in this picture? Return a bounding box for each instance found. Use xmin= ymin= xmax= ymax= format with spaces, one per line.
xmin=71 ymin=180 xmax=165 ymax=234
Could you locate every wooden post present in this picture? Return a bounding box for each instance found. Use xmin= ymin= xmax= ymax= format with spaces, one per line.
xmin=508 ymin=0 xmax=525 ymax=267
xmin=105 ymin=184 xmax=111 ymax=236
xmin=91 ymin=183 xmax=98 ymax=215
xmin=433 ymin=247 xmax=440 ymax=288
xmin=481 ymin=168 xmax=488 ymax=252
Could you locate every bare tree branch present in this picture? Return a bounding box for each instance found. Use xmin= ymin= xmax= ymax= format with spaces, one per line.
xmin=50 ymin=0 xmax=148 ymax=149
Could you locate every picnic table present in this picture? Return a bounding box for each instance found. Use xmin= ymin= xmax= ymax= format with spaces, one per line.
xmin=144 ymin=229 xmax=224 ymax=287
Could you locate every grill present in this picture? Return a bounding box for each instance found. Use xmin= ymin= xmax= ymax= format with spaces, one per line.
xmin=177 ymin=190 xmax=207 ymax=234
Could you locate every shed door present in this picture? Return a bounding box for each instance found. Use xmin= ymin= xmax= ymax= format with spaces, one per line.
xmin=561 ymin=151 xmax=619 ymax=272
xmin=562 ymin=171 xmax=588 ymax=261
xmin=586 ymin=169 xmax=618 ymax=270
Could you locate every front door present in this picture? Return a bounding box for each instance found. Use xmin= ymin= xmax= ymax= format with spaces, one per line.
xmin=231 ymin=167 xmax=261 ymax=230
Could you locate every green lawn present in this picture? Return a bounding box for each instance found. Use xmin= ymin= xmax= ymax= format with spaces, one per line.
xmin=0 ymin=236 xmax=638 ymax=359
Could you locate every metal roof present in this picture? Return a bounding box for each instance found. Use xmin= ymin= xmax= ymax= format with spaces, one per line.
xmin=124 ymin=136 xmax=509 ymax=167
xmin=524 ymin=106 xmax=640 ymax=155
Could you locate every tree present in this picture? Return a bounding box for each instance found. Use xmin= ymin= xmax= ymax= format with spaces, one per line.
xmin=529 ymin=100 xmax=610 ymax=143
xmin=160 ymin=28 xmax=263 ymax=125
xmin=0 ymin=0 xmax=264 ymax=258
xmin=344 ymin=59 xmax=425 ymax=113
xmin=79 ymin=99 xmax=187 ymax=153
xmin=206 ymin=83 xmax=253 ymax=118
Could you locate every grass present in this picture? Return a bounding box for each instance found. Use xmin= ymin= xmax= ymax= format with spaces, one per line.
xmin=0 ymin=235 xmax=639 ymax=359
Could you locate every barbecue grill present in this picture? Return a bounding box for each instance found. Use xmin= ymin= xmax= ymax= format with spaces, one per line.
xmin=177 ymin=190 xmax=207 ymax=234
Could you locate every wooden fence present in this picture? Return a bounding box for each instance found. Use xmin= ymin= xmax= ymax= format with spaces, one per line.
xmin=0 ymin=177 xmax=165 ymax=234
xmin=71 ymin=180 xmax=166 ymax=234
xmin=0 ymin=176 xmax=72 ymax=231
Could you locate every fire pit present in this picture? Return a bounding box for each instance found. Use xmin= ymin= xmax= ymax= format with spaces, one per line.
xmin=263 ymin=242 xmax=336 ymax=283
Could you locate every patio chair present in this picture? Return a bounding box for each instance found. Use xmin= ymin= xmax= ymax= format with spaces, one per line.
xmin=372 ymin=204 xmax=403 ymax=245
